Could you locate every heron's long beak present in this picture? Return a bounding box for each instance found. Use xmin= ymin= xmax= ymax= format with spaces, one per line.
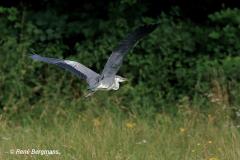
xmin=118 ymin=77 xmax=127 ymax=82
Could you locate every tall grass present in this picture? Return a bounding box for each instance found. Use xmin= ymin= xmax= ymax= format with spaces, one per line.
xmin=0 ymin=103 xmax=239 ymax=160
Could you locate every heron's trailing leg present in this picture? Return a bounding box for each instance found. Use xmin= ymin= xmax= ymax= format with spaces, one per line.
xmin=84 ymin=90 xmax=96 ymax=97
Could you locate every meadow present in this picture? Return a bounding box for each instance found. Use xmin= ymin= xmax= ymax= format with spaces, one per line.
xmin=1 ymin=3 xmax=240 ymax=160
xmin=0 ymin=98 xmax=240 ymax=160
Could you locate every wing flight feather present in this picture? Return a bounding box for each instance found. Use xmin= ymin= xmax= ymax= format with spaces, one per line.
xmin=101 ymin=24 xmax=158 ymax=77
xmin=30 ymin=54 xmax=99 ymax=83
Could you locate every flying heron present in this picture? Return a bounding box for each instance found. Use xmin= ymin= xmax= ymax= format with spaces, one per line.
xmin=30 ymin=24 xmax=157 ymax=96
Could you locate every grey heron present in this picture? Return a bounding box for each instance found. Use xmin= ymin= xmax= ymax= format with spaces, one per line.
xmin=30 ymin=24 xmax=157 ymax=96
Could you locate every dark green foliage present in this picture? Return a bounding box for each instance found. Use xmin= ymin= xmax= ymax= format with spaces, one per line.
xmin=1 ymin=4 xmax=240 ymax=120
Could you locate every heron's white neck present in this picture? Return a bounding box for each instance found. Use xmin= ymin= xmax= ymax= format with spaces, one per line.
xmin=112 ymin=76 xmax=127 ymax=90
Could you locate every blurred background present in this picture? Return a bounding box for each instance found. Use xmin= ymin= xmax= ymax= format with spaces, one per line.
xmin=1 ymin=0 xmax=240 ymax=159
xmin=1 ymin=0 xmax=240 ymax=117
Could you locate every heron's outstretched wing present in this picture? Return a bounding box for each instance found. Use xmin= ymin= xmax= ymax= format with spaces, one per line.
xmin=30 ymin=54 xmax=99 ymax=83
xmin=101 ymin=24 xmax=157 ymax=77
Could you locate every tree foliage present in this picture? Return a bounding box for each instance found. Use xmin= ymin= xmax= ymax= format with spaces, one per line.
xmin=0 ymin=2 xmax=240 ymax=116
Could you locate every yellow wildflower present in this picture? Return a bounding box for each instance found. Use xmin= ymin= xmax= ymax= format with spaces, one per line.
xmin=208 ymin=140 xmax=212 ymax=144
xmin=126 ymin=122 xmax=136 ymax=129
xmin=93 ymin=118 xmax=101 ymax=127
xmin=179 ymin=127 xmax=186 ymax=133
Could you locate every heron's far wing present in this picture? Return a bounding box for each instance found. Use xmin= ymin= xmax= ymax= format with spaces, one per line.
xmin=101 ymin=24 xmax=158 ymax=77
xmin=30 ymin=54 xmax=99 ymax=82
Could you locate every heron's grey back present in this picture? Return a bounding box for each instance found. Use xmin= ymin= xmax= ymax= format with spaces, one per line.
xmin=101 ymin=24 xmax=158 ymax=78
xmin=30 ymin=54 xmax=99 ymax=84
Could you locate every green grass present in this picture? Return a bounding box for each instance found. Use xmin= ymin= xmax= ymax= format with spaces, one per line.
xmin=0 ymin=104 xmax=239 ymax=160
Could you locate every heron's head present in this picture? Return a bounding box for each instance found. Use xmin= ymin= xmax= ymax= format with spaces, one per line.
xmin=115 ymin=75 xmax=127 ymax=83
